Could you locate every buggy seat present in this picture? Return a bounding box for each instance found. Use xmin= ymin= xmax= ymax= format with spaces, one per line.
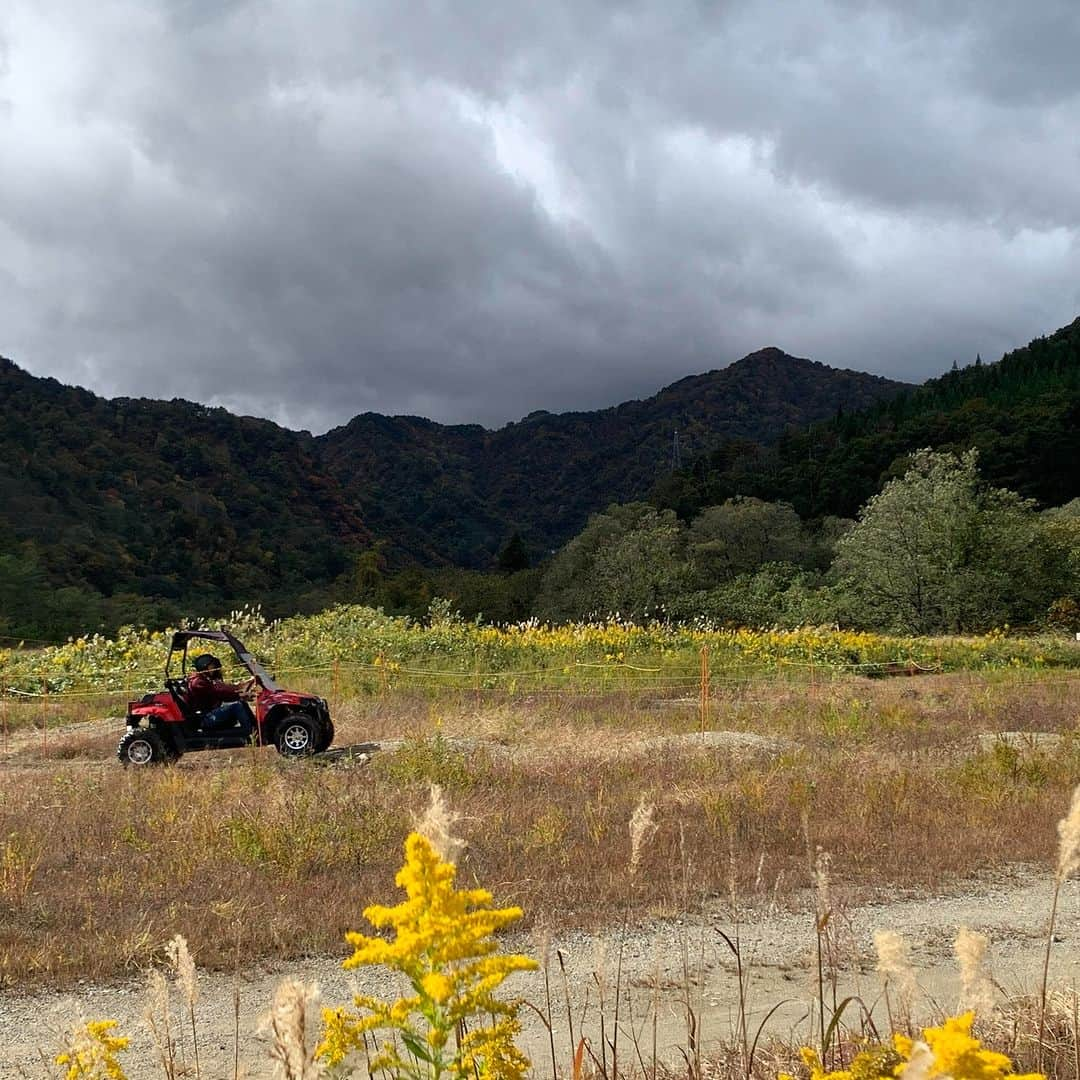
xmin=165 ymin=678 xmax=205 ymax=723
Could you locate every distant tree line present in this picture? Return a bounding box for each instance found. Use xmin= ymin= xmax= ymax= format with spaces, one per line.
xmin=5 ymin=452 xmax=1078 ymax=641
xmin=338 ymin=450 xmax=1080 ymax=635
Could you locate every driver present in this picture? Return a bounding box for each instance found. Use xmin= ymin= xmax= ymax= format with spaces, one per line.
xmin=187 ymin=654 xmax=256 ymax=738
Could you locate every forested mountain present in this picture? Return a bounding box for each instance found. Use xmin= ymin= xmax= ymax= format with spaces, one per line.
xmin=653 ymin=317 xmax=1080 ymax=521
xmin=0 ymin=347 xmax=905 ymax=637
xmin=318 ymin=348 xmax=907 ymax=564
xmin=0 ymin=358 xmax=371 ymax=634
xmin=5 ymin=313 xmax=1078 ymax=640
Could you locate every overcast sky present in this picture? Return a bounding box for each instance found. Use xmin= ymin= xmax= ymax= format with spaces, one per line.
xmin=2 ymin=2 xmax=1079 ymax=432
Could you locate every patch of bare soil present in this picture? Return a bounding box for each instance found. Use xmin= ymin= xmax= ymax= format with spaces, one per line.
xmin=372 ymin=728 xmax=792 ymax=763
xmin=2 ymin=868 xmax=1076 ymax=1077
xmin=0 ymin=715 xmax=120 ymax=765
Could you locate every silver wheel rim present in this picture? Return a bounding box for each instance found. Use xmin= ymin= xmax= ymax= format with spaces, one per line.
xmin=127 ymin=739 xmax=153 ymax=765
xmin=282 ymin=723 xmax=310 ymax=752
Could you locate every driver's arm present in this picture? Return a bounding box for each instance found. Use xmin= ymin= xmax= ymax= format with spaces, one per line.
xmin=215 ymin=679 xmax=247 ymax=702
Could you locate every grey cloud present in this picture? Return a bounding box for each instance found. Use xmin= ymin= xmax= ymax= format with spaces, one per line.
xmin=1 ymin=0 xmax=1079 ymax=430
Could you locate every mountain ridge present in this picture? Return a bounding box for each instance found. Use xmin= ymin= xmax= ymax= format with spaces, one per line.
xmin=0 ymin=344 xmax=910 ymax=635
xmin=316 ymin=348 xmax=910 ymax=563
xmin=4 ymin=345 xmax=905 ymax=436
xmin=652 ymin=316 xmax=1080 ymax=522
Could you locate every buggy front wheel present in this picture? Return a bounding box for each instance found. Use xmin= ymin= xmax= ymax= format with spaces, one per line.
xmin=275 ymin=714 xmax=319 ymax=757
xmin=316 ymin=717 xmax=334 ymax=753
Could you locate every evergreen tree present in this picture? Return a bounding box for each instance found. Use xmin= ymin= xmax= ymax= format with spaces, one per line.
xmin=496 ymin=533 xmax=530 ymax=573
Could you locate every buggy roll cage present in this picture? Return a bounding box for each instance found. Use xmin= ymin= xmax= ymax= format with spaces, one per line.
xmin=165 ymin=628 xmax=281 ymax=691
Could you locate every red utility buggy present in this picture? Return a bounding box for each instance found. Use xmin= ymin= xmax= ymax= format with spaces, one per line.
xmin=118 ymin=628 xmax=334 ymax=765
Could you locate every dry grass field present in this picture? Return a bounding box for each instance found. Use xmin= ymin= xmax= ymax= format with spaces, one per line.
xmin=2 ymin=669 xmax=1078 ymax=995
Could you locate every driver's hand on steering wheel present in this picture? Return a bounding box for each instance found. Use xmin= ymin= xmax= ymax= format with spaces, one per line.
xmin=241 ymin=677 xmax=257 ymax=698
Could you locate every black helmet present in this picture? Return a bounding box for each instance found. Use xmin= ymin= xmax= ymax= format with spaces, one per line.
xmin=193 ymin=653 xmax=222 ymax=673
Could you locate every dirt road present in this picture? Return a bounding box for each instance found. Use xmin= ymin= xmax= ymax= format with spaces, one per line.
xmin=3 ymin=865 xmax=1078 ymax=1078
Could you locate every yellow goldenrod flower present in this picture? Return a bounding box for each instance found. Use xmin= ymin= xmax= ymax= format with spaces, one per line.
xmin=787 ymin=1014 xmax=1043 ymax=1080
xmin=318 ymin=831 xmax=537 ymax=1078
xmin=318 ymin=1007 xmax=369 ymax=1064
xmin=420 ymin=971 xmax=453 ymax=1004
xmin=55 ymin=1019 xmax=129 ymax=1080
xmin=460 ymin=1015 xmax=532 ymax=1080
xmin=894 ymin=1013 xmax=1044 ymax=1080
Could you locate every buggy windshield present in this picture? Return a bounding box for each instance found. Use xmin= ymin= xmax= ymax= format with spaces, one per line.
xmin=237 ymin=651 xmax=279 ymax=691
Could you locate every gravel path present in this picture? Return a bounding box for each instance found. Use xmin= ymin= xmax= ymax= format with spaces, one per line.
xmin=3 ymin=865 xmax=1079 ymax=1078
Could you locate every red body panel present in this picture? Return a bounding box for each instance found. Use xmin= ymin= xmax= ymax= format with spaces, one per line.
xmin=128 ymin=692 xmax=182 ymax=723
xmin=127 ymin=688 xmax=317 ymax=728
xmin=254 ymin=689 xmax=313 ymax=725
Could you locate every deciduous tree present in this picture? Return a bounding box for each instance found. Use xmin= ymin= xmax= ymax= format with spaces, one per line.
xmin=833 ymin=449 xmax=1050 ymax=632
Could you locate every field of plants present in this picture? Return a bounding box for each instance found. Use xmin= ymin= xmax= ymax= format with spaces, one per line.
xmin=2 ymin=608 xmax=1080 ymax=1078
xmin=2 ymin=603 xmax=1078 ymax=702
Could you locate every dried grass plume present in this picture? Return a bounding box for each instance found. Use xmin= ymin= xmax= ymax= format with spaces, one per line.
xmin=955 ymin=926 xmax=995 ymax=1017
xmin=166 ymin=934 xmax=198 ymax=1008
xmin=814 ymin=847 xmax=832 ymax=921
xmin=628 ymin=797 xmax=657 ymax=880
xmin=165 ymin=933 xmax=200 ymax=1078
xmin=874 ymin=929 xmax=918 ymax=1013
xmin=143 ymin=966 xmax=176 ymax=1079
xmin=1057 ymin=783 xmax=1080 ymax=881
xmin=267 ymin=978 xmax=322 ymax=1080
xmin=414 ymin=783 xmax=466 ymax=864
xmin=899 ymin=1039 xmax=935 ymax=1080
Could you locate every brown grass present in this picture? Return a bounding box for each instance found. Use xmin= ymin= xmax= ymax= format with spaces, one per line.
xmin=1 ymin=671 xmax=1078 ymax=990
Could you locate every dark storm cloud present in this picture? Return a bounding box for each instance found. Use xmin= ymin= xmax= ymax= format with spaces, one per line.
xmin=2 ymin=1 xmax=1079 ymax=430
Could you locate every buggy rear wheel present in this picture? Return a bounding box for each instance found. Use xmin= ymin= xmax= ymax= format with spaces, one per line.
xmin=275 ymin=714 xmax=318 ymax=757
xmin=118 ymin=728 xmax=170 ymax=766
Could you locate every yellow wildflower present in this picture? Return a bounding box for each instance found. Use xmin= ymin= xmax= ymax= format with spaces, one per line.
xmin=460 ymin=1015 xmax=531 ymax=1080
xmin=420 ymin=971 xmax=453 ymax=1003
xmin=893 ymin=1013 xmax=1043 ymax=1080
xmin=318 ymin=1007 xmax=369 ymax=1065
xmin=55 ymin=1019 xmax=129 ymax=1080
xmin=789 ymin=1043 xmax=900 ymax=1080
xmin=318 ymin=831 xmax=537 ymax=1078
xmin=786 ymin=1014 xmax=1043 ymax=1080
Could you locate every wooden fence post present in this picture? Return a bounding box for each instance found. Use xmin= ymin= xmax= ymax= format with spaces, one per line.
xmin=699 ymin=645 xmax=710 ymax=737
xmin=41 ymin=677 xmax=48 ymax=759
